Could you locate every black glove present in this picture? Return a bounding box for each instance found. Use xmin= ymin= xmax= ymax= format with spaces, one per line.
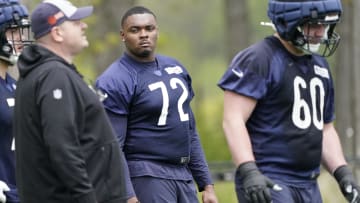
xmin=237 ymin=161 xmax=281 ymax=203
xmin=334 ymin=165 xmax=360 ymax=203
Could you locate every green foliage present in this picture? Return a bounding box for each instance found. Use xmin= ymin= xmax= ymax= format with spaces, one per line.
xmin=91 ymin=32 xmax=119 ymax=54
xmin=195 ymin=95 xmax=231 ymax=161
xmin=197 ymin=181 xmax=237 ymax=203
xmin=73 ymin=55 xmax=96 ymax=82
xmin=190 ymin=59 xmax=231 ymax=161
xmin=248 ymin=0 xmax=273 ymax=43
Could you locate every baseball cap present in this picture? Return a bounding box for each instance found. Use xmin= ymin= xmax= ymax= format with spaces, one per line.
xmin=31 ymin=0 xmax=93 ymax=39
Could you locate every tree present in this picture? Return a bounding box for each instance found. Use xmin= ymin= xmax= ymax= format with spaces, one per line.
xmin=335 ymin=0 xmax=360 ymax=178
xmin=90 ymin=0 xmax=134 ymax=75
xmin=224 ymin=0 xmax=250 ymax=61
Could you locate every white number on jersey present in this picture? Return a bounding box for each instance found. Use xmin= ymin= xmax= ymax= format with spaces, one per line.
xmin=292 ymin=76 xmax=324 ymax=130
xmin=148 ymin=78 xmax=189 ymax=126
xmin=11 ymin=138 xmax=15 ymax=151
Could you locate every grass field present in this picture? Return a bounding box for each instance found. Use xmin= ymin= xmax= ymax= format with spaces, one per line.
xmin=198 ymin=171 xmax=347 ymax=203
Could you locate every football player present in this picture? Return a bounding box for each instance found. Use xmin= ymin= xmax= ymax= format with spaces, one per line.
xmin=96 ymin=6 xmax=218 ymax=203
xmin=218 ymin=0 xmax=360 ymax=202
xmin=0 ymin=0 xmax=31 ymax=202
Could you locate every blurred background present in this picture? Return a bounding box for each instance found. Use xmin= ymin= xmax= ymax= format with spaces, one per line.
xmin=21 ymin=0 xmax=360 ymax=202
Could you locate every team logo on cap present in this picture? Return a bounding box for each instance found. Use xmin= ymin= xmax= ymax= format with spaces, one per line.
xmin=47 ymin=12 xmax=65 ymax=25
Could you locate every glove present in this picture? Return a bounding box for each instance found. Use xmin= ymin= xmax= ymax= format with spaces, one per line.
xmin=334 ymin=165 xmax=360 ymax=203
xmin=237 ymin=161 xmax=282 ymax=203
xmin=0 ymin=180 xmax=10 ymax=203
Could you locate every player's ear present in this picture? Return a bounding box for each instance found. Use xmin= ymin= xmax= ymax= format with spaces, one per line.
xmin=120 ymin=30 xmax=125 ymax=42
xmin=155 ymin=27 xmax=159 ymax=40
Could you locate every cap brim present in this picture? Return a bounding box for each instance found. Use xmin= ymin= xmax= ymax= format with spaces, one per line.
xmin=68 ymin=6 xmax=93 ymax=20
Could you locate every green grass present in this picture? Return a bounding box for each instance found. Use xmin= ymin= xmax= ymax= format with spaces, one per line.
xmin=197 ymin=172 xmax=347 ymax=203
xmin=197 ymin=181 xmax=237 ymax=203
xmin=318 ymin=171 xmax=347 ymax=203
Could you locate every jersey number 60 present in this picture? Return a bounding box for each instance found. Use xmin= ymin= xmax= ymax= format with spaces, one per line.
xmin=292 ymin=76 xmax=325 ymax=130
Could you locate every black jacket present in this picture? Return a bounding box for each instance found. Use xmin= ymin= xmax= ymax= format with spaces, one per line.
xmin=14 ymin=45 xmax=127 ymax=203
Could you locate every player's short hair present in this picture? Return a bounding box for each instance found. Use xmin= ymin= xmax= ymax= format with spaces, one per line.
xmin=121 ymin=6 xmax=156 ymax=28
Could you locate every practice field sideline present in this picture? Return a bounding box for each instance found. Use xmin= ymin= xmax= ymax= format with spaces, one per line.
xmin=197 ymin=168 xmax=346 ymax=203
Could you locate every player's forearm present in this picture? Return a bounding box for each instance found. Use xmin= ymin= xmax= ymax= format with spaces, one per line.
xmin=223 ymin=121 xmax=255 ymax=167
xmin=321 ymin=123 xmax=347 ymax=173
xmin=222 ymin=91 xmax=257 ymax=167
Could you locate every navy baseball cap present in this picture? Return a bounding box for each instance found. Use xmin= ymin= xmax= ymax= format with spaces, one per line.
xmin=31 ymin=0 xmax=93 ymax=39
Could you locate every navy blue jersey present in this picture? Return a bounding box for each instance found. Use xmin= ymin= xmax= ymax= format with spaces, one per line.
xmin=218 ymin=36 xmax=335 ymax=181
xmin=96 ymin=53 xmax=212 ymax=194
xmin=0 ymin=73 xmax=19 ymax=202
xmin=98 ymin=54 xmax=193 ymax=163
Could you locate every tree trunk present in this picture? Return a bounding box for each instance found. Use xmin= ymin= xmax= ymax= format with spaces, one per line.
xmin=224 ymin=0 xmax=250 ymax=61
xmin=351 ymin=0 xmax=360 ymax=178
xmin=335 ymin=0 xmax=354 ymax=158
xmin=335 ymin=0 xmax=360 ymax=178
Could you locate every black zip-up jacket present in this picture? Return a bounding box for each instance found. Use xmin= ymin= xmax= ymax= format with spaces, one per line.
xmin=13 ymin=44 xmax=127 ymax=203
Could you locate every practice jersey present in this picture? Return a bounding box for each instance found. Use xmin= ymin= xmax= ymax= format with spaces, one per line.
xmin=97 ymin=53 xmax=213 ymax=194
xmin=97 ymin=53 xmax=194 ymax=164
xmin=0 ymin=73 xmax=18 ymax=201
xmin=218 ymin=36 xmax=335 ymax=182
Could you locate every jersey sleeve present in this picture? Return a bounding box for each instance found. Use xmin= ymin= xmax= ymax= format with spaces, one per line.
xmin=188 ymin=110 xmax=213 ymax=191
xmin=324 ymin=84 xmax=335 ymax=123
xmin=95 ymin=66 xmax=134 ymax=149
xmin=96 ymin=66 xmax=135 ymax=116
xmin=321 ymin=59 xmax=336 ymax=124
xmin=218 ymin=43 xmax=270 ymax=100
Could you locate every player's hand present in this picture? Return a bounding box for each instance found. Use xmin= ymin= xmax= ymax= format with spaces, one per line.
xmin=237 ymin=161 xmax=282 ymax=203
xmin=127 ymin=196 xmax=140 ymax=203
xmin=201 ymin=184 xmax=218 ymax=203
xmin=0 ymin=180 xmax=10 ymax=203
xmin=334 ymin=165 xmax=360 ymax=203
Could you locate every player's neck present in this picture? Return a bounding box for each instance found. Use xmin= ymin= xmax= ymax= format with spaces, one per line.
xmin=274 ymin=33 xmax=305 ymax=57
xmin=0 ymin=62 xmax=8 ymax=79
xmin=126 ymin=51 xmax=155 ymax=63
